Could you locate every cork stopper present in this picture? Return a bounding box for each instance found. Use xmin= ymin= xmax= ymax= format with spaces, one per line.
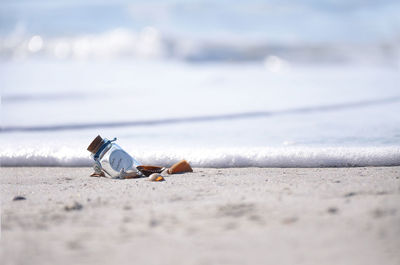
xmin=87 ymin=135 xmax=104 ymax=154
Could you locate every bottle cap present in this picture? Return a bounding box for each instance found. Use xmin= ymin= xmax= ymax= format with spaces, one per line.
xmin=87 ymin=135 xmax=104 ymax=154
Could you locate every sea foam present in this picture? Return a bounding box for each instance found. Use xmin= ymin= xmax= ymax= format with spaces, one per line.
xmin=1 ymin=146 xmax=399 ymax=168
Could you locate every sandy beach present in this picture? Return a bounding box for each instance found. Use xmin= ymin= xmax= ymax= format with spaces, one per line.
xmin=1 ymin=166 xmax=399 ymax=265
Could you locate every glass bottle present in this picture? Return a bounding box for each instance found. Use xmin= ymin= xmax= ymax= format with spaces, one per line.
xmin=87 ymin=135 xmax=141 ymax=178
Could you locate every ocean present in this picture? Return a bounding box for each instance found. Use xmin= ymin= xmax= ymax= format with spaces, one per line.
xmin=1 ymin=0 xmax=400 ymax=167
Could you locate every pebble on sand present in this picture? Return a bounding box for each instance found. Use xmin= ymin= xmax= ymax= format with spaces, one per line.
xmin=64 ymin=202 xmax=83 ymax=211
xmin=327 ymin=207 xmax=339 ymax=214
xmin=13 ymin=196 xmax=26 ymax=201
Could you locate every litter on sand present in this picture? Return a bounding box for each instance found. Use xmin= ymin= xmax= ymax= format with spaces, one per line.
xmin=87 ymin=135 xmax=193 ymax=179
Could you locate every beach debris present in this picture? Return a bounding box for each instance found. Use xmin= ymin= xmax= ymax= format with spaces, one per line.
xmin=13 ymin=196 xmax=26 ymax=201
xmin=64 ymin=202 xmax=83 ymax=211
xmin=87 ymin=135 xmax=193 ymax=179
xmin=148 ymin=173 xmax=165 ymax=182
xmin=137 ymin=165 xmax=165 ymax=177
xmin=87 ymin=135 xmax=141 ymax=178
xmin=168 ymin=160 xmax=193 ymax=174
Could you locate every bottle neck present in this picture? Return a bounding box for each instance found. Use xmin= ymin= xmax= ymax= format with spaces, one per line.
xmin=93 ymin=137 xmax=117 ymax=160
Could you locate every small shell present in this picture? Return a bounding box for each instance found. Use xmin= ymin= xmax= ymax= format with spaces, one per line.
xmin=148 ymin=173 xmax=165 ymax=182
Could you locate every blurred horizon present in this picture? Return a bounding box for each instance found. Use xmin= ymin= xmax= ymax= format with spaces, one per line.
xmin=1 ymin=0 xmax=400 ymax=64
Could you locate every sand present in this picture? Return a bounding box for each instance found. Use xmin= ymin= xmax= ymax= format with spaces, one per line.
xmin=1 ymin=166 xmax=400 ymax=265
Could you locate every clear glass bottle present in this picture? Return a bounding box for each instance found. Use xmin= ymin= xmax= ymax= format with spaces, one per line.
xmin=87 ymin=135 xmax=141 ymax=178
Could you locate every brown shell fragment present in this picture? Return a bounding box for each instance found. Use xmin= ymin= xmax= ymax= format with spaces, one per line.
xmin=168 ymin=160 xmax=193 ymax=174
xmin=137 ymin=166 xmax=165 ymax=177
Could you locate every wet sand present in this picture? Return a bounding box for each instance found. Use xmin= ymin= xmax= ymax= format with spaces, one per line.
xmin=1 ymin=167 xmax=400 ymax=265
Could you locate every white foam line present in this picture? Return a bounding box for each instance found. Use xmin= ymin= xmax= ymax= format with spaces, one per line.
xmin=1 ymin=146 xmax=399 ymax=168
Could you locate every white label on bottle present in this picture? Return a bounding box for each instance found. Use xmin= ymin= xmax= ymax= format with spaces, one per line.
xmin=109 ymin=150 xmax=133 ymax=172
